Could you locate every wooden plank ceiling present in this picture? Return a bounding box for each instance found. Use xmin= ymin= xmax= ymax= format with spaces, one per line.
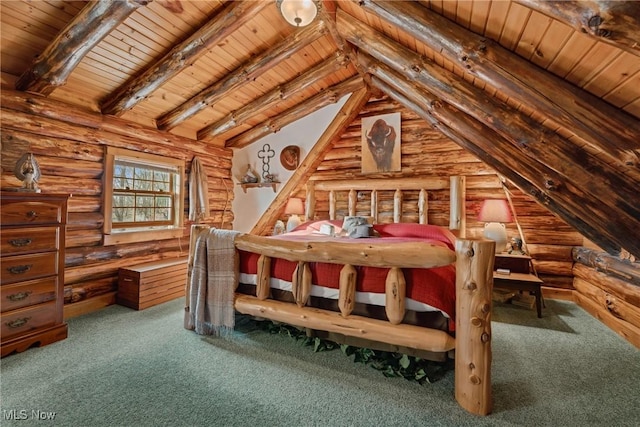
xmin=1 ymin=0 xmax=639 ymax=257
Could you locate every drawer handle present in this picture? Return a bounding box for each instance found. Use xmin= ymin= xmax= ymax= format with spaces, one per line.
xmin=7 ymin=264 xmax=33 ymax=275
xmin=26 ymin=210 xmax=38 ymax=220
xmin=7 ymin=291 xmax=32 ymax=301
xmin=6 ymin=317 xmax=31 ymax=329
xmin=9 ymin=238 xmax=32 ymax=247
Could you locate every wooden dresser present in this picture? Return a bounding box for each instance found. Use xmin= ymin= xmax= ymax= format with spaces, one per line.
xmin=1 ymin=192 xmax=70 ymax=357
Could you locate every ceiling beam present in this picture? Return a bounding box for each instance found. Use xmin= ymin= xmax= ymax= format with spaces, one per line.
xmin=225 ymin=75 xmax=364 ymax=149
xmin=197 ymin=52 xmax=351 ymax=140
xmin=367 ymin=64 xmax=626 ymax=257
xmin=16 ymin=0 xmax=149 ymax=96
xmin=319 ymin=1 xmax=348 ymax=52
xmin=514 ymin=0 xmax=640 ymax=56
xmin=338 ymin=10 xmax=640 ymax=258
xmin=357 ymin=0 xmax=640 ymax=169
xmin=156 ymin=20 xmax=328 ymax=131
xmin=339 ymin=11 xmax=638 ymax=219
xmin=100 ymin=0 xmax=269 ymax=116
xmin=251 ymin=88 xmax=371 ymax=236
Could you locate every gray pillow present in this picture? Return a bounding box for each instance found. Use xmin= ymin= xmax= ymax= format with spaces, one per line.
xmin=342 ymin=216 xmax=373 ymax=238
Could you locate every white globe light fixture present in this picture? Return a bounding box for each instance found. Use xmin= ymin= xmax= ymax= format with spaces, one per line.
xmin=277 ymin=0 xmax=318 ymax=27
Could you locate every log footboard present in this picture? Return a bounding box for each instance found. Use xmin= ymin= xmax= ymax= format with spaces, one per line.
xmin=234 ymin=294 xmax=456 ymax=353
xmin=186 ymin=226 xmax=494 ymax=415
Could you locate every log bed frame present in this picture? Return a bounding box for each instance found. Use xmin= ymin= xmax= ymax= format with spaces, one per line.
xmin=186 ymin=178 xmax=495 ymax=415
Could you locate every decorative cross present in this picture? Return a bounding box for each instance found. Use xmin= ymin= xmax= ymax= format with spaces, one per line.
xmin=257 ymin=144 xmax=276 ymax=180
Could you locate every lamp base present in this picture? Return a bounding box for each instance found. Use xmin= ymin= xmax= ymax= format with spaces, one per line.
xmin=483 ymin=222 xmax=507 ymax=254
xmin=286 ymin=214 xmax=301 ymax=232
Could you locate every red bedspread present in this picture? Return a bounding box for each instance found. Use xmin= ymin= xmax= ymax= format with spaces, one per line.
xmin=238 ymin=221 xmax=457 ymax=327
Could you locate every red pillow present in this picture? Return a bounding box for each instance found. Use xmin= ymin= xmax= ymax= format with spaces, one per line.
xmin=372 ymin=223 xmax=455 ymax=250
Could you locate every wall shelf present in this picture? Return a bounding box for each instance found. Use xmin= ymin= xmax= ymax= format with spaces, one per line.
xmin=239 ymin=182 xmax=279 ymax=193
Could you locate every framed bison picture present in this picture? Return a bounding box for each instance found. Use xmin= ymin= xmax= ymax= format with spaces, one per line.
xmin=361 ymin=112 xmax=401 ymax=174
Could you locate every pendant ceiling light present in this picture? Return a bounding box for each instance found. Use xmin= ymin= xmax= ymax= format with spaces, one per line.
xmin=277 ymin=0 xmax=318 ymax=27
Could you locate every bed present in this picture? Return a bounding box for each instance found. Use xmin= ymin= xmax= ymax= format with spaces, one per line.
xmin=237 ymin=221 xmax=458 ymax=336
xmin=184 ymin=178 xmax=495 ymax=415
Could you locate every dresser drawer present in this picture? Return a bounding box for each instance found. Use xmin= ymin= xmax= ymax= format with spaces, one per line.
xmin=1 ymin=301 xmax=57 ymax=341
xmin=0 ymin=199 xmax=64 ymax=225
xmin=1 ymin=226 xmax=59 ymax=256
xmin=1 ymin=277 xmax=57 ymax=313
xmin=1 ymin=252 xmax=58 ymax=285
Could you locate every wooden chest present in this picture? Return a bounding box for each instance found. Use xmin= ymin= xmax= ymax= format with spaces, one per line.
xmin=117 ymin=258 xmax=188 ymax=310
xmin=1 ymin=191 xmax=69 ymax=357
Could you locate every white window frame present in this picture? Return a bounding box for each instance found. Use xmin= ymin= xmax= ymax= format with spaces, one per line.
xmin=103 ymin=147 xmax=185 ymax=246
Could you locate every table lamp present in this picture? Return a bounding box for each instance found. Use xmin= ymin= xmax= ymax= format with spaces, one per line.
xmin=478 ymin=199 xmax=512 ymax=253
xmin=285 ymin=197 xmax=304 ymax=232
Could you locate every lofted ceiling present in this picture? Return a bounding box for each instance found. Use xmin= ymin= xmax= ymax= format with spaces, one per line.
xmin=1 ymin=0 xmax=639 ymax=257
xmin=1 ymin=0 xmax=639 ymax=146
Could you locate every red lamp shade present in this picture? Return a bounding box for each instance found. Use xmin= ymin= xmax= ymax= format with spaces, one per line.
xmin=478 ymin=199 xmax=512 ymax=223
xmin=284 ymin=198 xmax=304 ymax=215
xmin=284 ymin=198 xmax=304 ymax=232
xmin=478 ymin=199 xmax=512 ymax=254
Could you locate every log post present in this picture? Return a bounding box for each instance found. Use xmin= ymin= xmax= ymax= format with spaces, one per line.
xmin=393 ymin=189 xmax=402 ymax=223
xmin=306 ymin=183 xmax=316 ymax=221
xmin=339 ymin=264 xmax=357 ymax=317
xmin=329 ymin=190 xmax=336 ymax=220
xmin=292 ymin=261 xmax=312 ymax=307
xmin=450 ymin=176 xmax=466 ymax=236
xmin=385 ymin=267 xmax=406 ymax=325
xmin=418 ymin=189 xmax=427 ymax=224
xmin=348 ymin=189 xmax=357 ymax=216
xmin=455 ymin=238 xmax=495 ymax=416
xmin=256 ymin=255 xmax=271 ymax=300
xmin=370 ymin=189 xmax=378 ymax=223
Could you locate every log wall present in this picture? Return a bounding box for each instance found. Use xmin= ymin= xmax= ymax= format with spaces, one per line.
xmin=0 ymin=89 xmax=234 ymax=317
xmin=572 ymin=248 xmax=640 ymax=348
xmin=4 ymin=88 xmax=637 ymax=338
xmin=299 ymin=96 xmax=581 ymax=291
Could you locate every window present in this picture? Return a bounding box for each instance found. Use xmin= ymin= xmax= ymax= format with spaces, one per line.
xmin=103 ymin=147 xmax=185 ymax=245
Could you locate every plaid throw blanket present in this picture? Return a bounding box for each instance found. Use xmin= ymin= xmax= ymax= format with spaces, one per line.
xmin=184 ymin=229 xmax=240 ymax=336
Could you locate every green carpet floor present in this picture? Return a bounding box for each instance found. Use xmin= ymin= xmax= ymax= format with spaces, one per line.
xmin=1 ymin=298 xmax=638 ymax=426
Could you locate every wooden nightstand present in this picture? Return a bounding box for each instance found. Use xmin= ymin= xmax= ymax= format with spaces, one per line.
xmin=493 ymin=253 xmax=544 ymax=318
xmin=494 ymin=253 xmax=531 ymax=274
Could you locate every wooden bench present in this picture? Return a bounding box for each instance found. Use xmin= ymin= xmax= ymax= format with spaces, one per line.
xmin=117 ymin=257 xmax=188 ymax=310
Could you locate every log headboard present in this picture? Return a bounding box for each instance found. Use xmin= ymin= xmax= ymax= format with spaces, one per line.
xmin=304 ymin=176 xmax=466 ymax=235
